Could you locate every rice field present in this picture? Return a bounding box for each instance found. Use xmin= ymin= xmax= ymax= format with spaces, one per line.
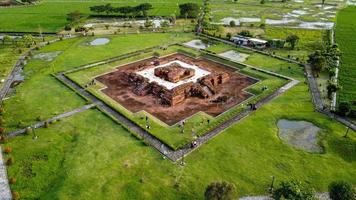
xmin=336 ymin=6 xmax=356 ymax=105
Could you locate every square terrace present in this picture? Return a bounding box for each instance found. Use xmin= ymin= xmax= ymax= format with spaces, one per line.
xmin=136 ymin=60 xmax=211 ymax=90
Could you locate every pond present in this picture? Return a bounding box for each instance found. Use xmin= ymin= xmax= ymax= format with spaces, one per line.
xmin=277 ymin=119 xmax=323 ymax=153
xmin=89 ymin=38 xmax=110 ymax=46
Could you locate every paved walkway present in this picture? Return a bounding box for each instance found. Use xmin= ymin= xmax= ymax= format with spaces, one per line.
xmin=0 ymin=147 xmax=11 ymax=200
xmin=7 ymin=104 xmax=95 ymax=138
xmin=57 ymin=70 xmax=299 ymax=161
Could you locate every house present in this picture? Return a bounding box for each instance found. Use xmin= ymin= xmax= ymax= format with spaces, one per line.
xmin=230 ymin=36 xmax=268 ymax=49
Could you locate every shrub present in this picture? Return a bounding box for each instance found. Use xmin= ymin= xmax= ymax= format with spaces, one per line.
xmin=0 ymin=116 xmax=4 ymax=125
xmin=17 ymin=121 xmax=26 ymax=128
xmin=238 ymin=30 xmax=253 ymax=37
xmin=205 ymin=181 xmax=237 ymax=200
xmin=64 ymin=24 xmax=72 ymax=31
xmin=6 ymin=157 xmax=14 ymax=165
xmin=12 ymin=191 xmax=20 ymax=200
xmin=9 ymin=177 xmax=16 ymax=184
xmin=4 ymin=147 xmax=12 ymax=154
xmin=0 ymin=135 xmax=6 ymax=143
xmin=0 ymin=106 xmax=4 ymax=114
xmin=329 ymin=181 xmax=355 ymax=200
xmin=229 ymin=20 xmax=236 ymax=27
xmin=44 ymin=121 xmax=49 ymax=128
xmin=273 ymin=180 xmax=316 ymax=200
xmin=25 ymin=127 xmax=33 ymax=135
xmin=0 ymin=127 xmax=5 ymax=134
xmin=338 ymin=101 xmax=351 ymax=116
xmin=226 ymin=33 xmax=232 ymax=39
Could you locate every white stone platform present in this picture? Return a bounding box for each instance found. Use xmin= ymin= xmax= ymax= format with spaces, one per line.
xmin=136 ymin=60 xmax=210 ymax=90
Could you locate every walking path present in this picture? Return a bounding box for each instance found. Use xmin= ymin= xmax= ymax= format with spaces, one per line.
xmin=0 ymin=147 xmax=11 ymax=200
xmin=239 ymin=192 xmax=330 ymax=200
xmin=6 ymin=104 xmax=95 ymax=138
xmin=0 ymin=36 xmax=75 ymax=103
xmin=56 ymin=70 xmax=299 ymax=161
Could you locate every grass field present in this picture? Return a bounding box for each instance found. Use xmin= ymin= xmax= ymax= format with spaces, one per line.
xmin=0 ymin=0 xmax=201 ymax=33
xmin=3 ymin=62 xmax=356 ymax=199
xmin=210 ymin=0 xmax=342 ymax=23
xmin=65 ymin=44 xmax=288 ymax=149
xmin=1 ymin=33 xmax=355 ymax=199
xmin=0 ymin=46 xmax=22 ymax=87
xmin=336 ymin=6 xmax=356 ymax=105
xmin=1 ymin=33 xmax=194 ymax=132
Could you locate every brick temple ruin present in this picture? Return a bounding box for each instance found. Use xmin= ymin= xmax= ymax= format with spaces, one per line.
xmin=123 ymin=60 xmax=230 ymax=106
xmin=96 ymin=53 xmax=257 ymax=125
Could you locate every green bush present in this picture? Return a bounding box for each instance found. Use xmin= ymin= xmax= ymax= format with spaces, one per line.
xmin=273 ymin=180 xmax=316 ymax=200
xmin=205 ymin=181 xmax=237 ymax=200
xmin=329 ymin=181 xmax=355 ymax=200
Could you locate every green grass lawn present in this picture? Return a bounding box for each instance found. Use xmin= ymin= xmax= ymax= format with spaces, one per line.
xmin=336 ymin=6 xmax=356 ymax=105
xmin=3 ymin=77 xmax=355 ymax=200
xmin=1 ymin=33 xmax=194 ymax=132
xmin=1 ymin=32 xmax=355 ymax=199
xmin=0 ymin=45 xmax=22 ymax=88
xmin=0 ymin=0 xmax=202 ymax=33
xmin=65 ymin=44 xmax=288 ymax=149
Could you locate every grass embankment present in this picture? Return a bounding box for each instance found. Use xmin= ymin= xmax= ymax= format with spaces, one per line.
xmin=336 ymin=6 xmax=356 ymax=106
xmin=0 ymin=0 xmax=201 ymax=33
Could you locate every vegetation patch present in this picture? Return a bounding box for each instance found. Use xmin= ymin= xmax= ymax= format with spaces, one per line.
xmin=336 ymin=6 xmax=356 ymax=112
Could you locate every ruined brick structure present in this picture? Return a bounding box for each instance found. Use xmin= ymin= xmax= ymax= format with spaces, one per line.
xmin=124 ymin=67 xmax=230 ymax=106
xmin=154 ymin=63 xmax=195 ymax=83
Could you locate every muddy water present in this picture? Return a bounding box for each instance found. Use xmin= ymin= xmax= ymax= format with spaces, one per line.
xmin=277 ymin=119 xmax=323 ymax=153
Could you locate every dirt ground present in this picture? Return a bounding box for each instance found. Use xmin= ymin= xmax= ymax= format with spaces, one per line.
xmin=96 ymin=53 xmax=257 ymax=125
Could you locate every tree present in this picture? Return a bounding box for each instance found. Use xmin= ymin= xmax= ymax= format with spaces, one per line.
xmin=135 ymin=3 xmax=153 ymax=17
xmin=326 ymin=81 xmax=341 ymax=98
xmin=273 ymin=180 xmax=316 ymax=200
xmin=90 ymin=5 xmax=107 ymax=14
xmin=329 ymin=181 xmax=355 ymax=200
xmin=179 ymin=3 xmax=200 ymax=18
xmin=260 ymin=0 xmax=265 ymax=4
xmin=322 ymin=0 xmax=326 ymax=5
xmin=238 ymin=30 xmax=253 ymax=37
xmin=22 ymin=34 xmax=35 ymax=47
xmin=117 ymin=6 xmax=134 ymax=17
xmin=338 ymin=102 xmax=351 ymax=116
xmin=234 ymin=0 xmax=238 ymax=3
xmin=204 ymin=181 xmax=236 ymax=200
xmin=308 ymin=50 xmax=327 ymax=76
xmin=286 ymin=34 xmax=299 ymax=49
xmin=229 ymin=20 xmax=236 ymax=27
xmin=67 ymin=10 xmax=83 ymax=23
xmin=2 ymin=35 xmax=12 ymax=45
xmin=160 ymin=21 xmax=170 ymax=29
xmin=144 ymin=19 xmax=153 ymax=28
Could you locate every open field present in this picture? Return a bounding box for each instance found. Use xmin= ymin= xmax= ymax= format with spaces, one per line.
xmin=1 ymin=33 xmax=194 ymax=132
xmin=3 ymin=65 xmax=356 ymax=199
xmin=336 ymin=6 xmax=356 ymax=106
xmin=0 ymin=32 xmax=355 ymax=199
xmin=0 ymin=0 xmax=201 ymax=32
xmin=66 ymin=46 xmax=288 ymax=149
xmin=210 ymin=0 xmax=342 ymax=29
